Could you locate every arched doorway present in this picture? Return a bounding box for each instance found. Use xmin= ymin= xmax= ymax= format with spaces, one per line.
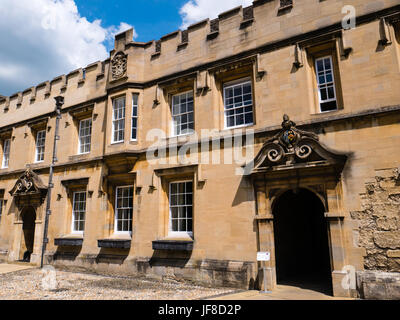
xmin=20 ymin=207 xmax=36 ymax=262
xmin=272 ymin=188 xmax=332 ymax=295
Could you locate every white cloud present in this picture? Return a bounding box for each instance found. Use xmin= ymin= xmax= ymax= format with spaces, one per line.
xmin=180 ymin=0 xmax=253 ymax=29
xmin=0 ymin=0 xmax=136 ymax=96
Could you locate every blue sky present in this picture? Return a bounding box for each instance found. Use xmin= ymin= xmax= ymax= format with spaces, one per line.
xmin=0 ymin=0 xmax=252 ymax=96
xmin=75 ymin=0 xmax=188 ymax=46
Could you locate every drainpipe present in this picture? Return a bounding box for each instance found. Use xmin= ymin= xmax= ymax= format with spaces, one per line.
xmin=40 ymin=96 xmax=64 ymax=268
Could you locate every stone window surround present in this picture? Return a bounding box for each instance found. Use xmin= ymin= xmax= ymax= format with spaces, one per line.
xmin=209 ymin=58 xmax=259 ymax=132
xmin=60 ymin=177 xmax=90 ymax=238
xmin=154 ymin=164 xmax=204 ymax=242
xmin=303 ymin=39 xmax=345 ymax=115
xmin=68 ymin=105 xmax=94 ymax=157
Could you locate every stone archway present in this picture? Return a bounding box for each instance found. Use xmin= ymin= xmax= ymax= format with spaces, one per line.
xmin=8 ymin=169 xmax=48 ymax=265
xmin=249 ymin=115 xmax=358 ymax=297
xmin=272 ymin=188 xmax=332 ymax=295
xmin=20 ymin=207 xmax=36 ymax=262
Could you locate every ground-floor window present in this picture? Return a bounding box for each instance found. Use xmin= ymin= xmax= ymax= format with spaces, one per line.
xmin=71 ymin=191 xmax=86 ymax=234
xmin=169 ymin=181 xmax=193 ymax=236
xmin=115 ymin=186 xmax=133 ymax=234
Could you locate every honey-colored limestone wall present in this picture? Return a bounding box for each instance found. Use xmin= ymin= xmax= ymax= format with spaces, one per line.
xmin=0 ymin=0 xmax=399 ymax=296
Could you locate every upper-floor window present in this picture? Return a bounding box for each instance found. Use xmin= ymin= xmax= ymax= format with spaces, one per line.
xmin=71 ymin=191 xmax=86 ymax=234
xmin=78 ymin=118 xmax=92 ymax=154
xmin=171 ymin=91 xmax=194 ymax=136
xmin=315 ymin=56 xmax=338 ymax=112
xmin=2 ymin=139 xmax=10 ymax=169
xmin=112 ymin=96 xmax=126 ymax=143
xmin=115 ymin=186 xmax=133 ymax=234
xmin=169 ymin=181 xmax=193 ymax=236
xmin=35 ymin=130 xmax=46 ymax=162
xmin=223 ymin=79 xmax=254 ymax=128
xmin=131 ymin=94 xmax=138 ymax=141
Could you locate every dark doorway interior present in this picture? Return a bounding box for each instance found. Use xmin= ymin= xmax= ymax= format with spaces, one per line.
xmin=273 ymin=189 xmax=333 ymax=295
xmin=20 ymin=207 xmax=36 ymax=262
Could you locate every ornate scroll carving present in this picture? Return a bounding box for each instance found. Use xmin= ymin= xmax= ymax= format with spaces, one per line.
xmin=111 ymin=52 xmax=127 ymax=80
xmin=9 ymin=169 xmax=47 ymax=196
xmin=251 ymin=115 xmax=347 ymax=172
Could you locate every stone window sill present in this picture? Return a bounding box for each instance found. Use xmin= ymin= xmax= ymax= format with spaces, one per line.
xmin=152 ymin=240 xmax=194 ymax=251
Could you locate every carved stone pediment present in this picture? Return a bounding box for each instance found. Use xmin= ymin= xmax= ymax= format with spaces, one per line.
xmin=252 ymin=115 xmax=347 ymax=173
xmin=9 ymin=169 xmax=47 ymax=197
xmin=111 ymin=52 xmax=127 ymax=80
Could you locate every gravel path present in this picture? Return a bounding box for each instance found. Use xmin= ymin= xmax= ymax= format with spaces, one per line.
xmin=0 ymin=267 xmax=237 ymax=300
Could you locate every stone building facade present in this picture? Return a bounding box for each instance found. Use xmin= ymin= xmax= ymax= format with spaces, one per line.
xmin=0 ymin=0 xmax=399 ymax=298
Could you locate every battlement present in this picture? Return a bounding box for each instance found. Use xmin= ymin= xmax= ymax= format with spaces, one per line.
xmin=0 ymin=0 xmax=399 ymax=119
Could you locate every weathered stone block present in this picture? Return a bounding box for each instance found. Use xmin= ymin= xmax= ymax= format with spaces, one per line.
xmin=387 ymin=250 xmax=400 ymax=258
xmin=374 ymin=231 xmax=400 ymax=249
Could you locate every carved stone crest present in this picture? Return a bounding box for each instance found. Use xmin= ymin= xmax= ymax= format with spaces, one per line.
xmin=111 ymin=52 xmax=127 ymax=80
xmin=251 ymin=115 xmax=347 ymax=172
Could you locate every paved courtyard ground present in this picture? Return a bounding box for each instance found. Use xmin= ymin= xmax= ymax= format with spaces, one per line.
xmin=0 ymin=263 xmax=354 ymax=300
xmin=0 ymin=264 xmax=236 ymax=300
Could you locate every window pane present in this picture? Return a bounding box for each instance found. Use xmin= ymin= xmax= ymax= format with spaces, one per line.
xmin=315 ymin=56 xmax=338 ymax=112
xmin=224 ymin=80 xmax=253 ymax=128
xmin=169 ymin=181 xmax=193 ymax=234
xmin=172 ymin=91 xmax=194 ymax=136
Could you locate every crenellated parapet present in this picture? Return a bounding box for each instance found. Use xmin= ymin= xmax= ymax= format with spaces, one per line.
xmin=0 ymin=0 xmax=399 ymax=124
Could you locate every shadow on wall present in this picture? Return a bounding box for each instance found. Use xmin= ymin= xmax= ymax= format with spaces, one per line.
xmin=53 ymin=246 xmax=82 ymax=262
xmin=95 ymin=248 xmax=129 ymax=265
xmin=149 ymin=250 xmax=192 ymax=268
xmin=231 ymin=175 xmax=254 ymax=207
